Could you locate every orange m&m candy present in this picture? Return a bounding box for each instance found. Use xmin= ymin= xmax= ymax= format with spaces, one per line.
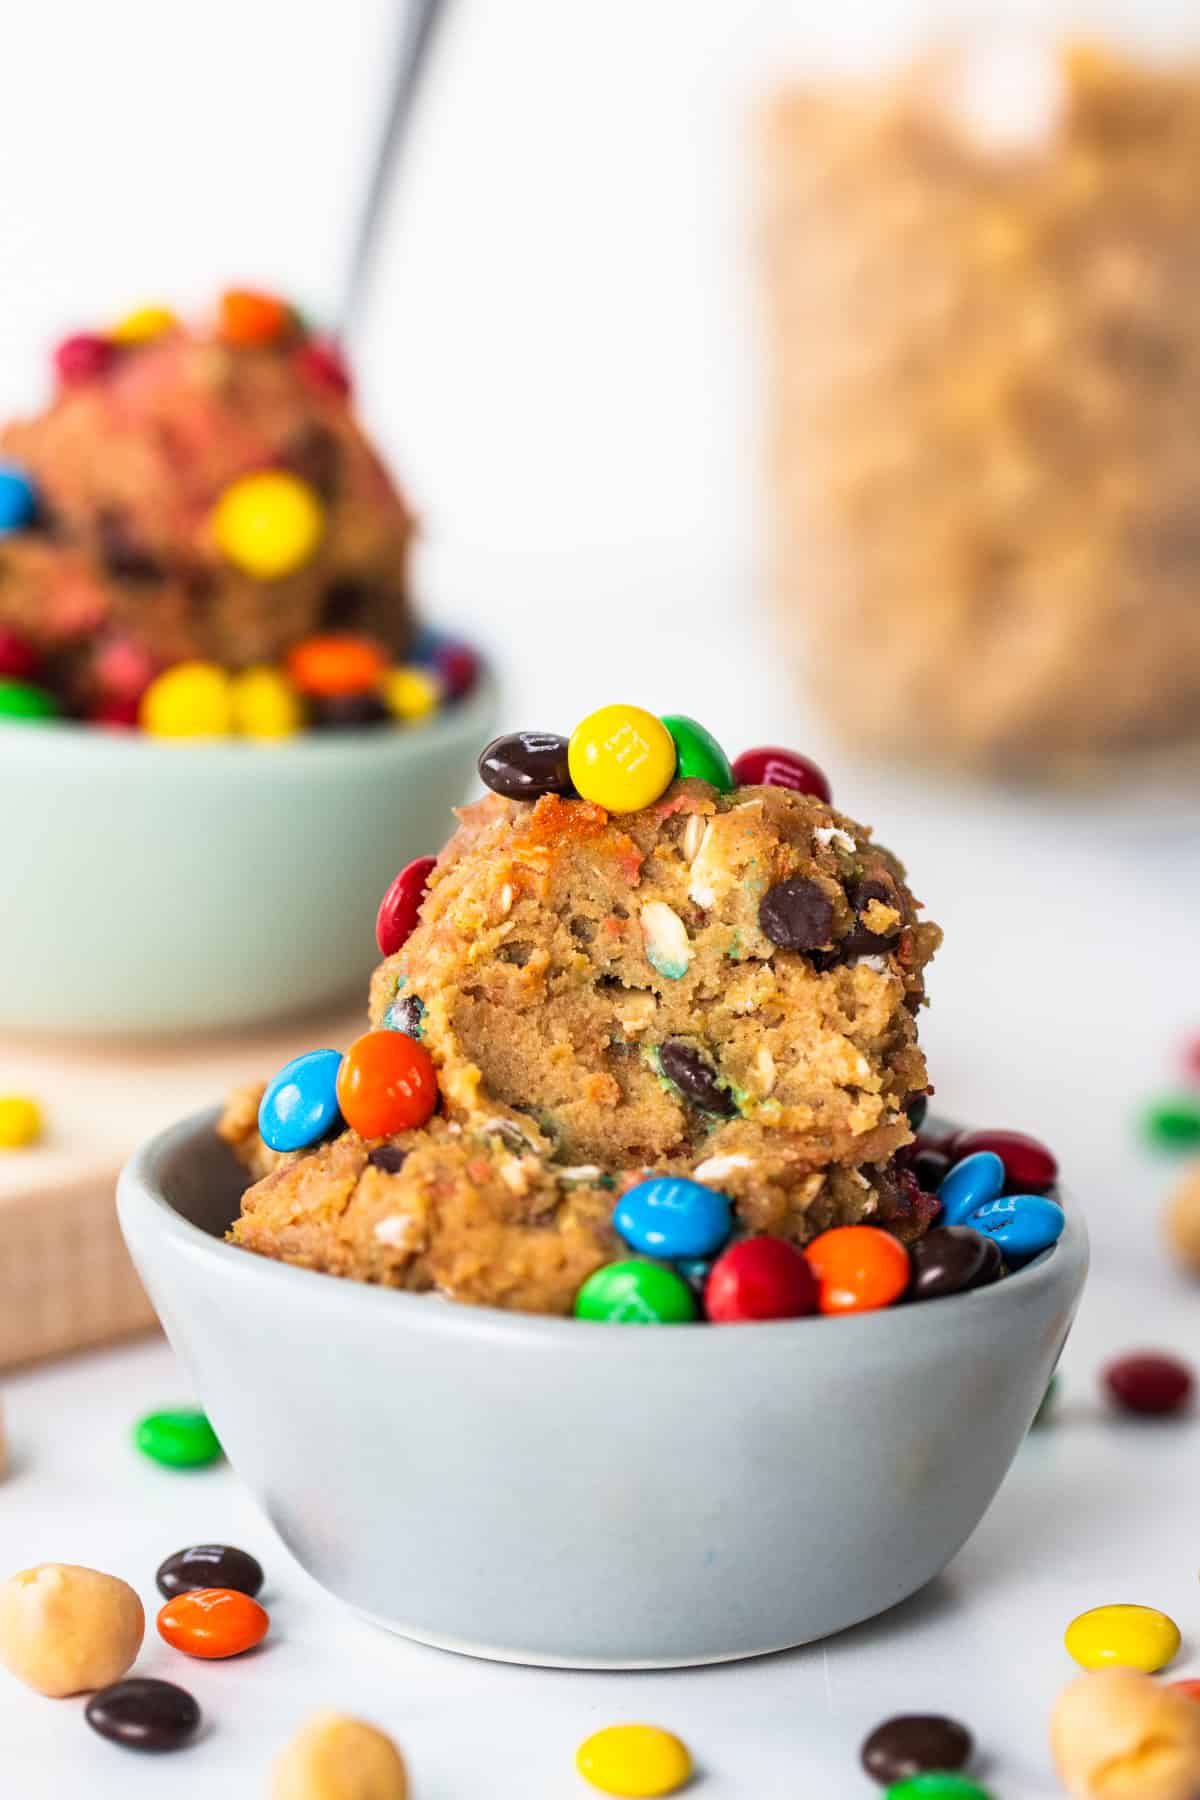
xmin=804 ymin=1225 xmax=910 ymax=1315
xmin=286 ymin=635 xmax=387 ymax=698
xmin=337 ymin=1030 xmax=438 ymax=1137
xmin=220 ymin=287 xmax=292 ymax=347
xmin=1170 ymin=1680 xmax=1200 ymax=1702
xmin=157 ymin=1588 xmax=268 ymax=1659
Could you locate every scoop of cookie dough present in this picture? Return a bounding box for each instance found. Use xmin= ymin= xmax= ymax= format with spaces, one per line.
xmin=222 ymin=771 xmax=941 ymax=1313
xmin=0 ymin=304 xmax=413 ymax=709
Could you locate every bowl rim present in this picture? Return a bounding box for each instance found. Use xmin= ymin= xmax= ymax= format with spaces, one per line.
xmin=0 ymin=664 xmax=497 ymax=778
xmin=119 ymin=1105 xmax=1090 ymax=1356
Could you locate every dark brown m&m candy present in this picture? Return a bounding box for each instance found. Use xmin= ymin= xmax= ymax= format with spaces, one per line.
xmin=731 ymin=745 xmax=832 ymax=803
xmin=907 ymin=1227 xmax=1003 ymax=1302
xmin=478 ymin=731 xmax=574 ymax=800
xmin=310 ymin=690 xmax=392 ymax=730
xmin=85 ymin=1678 xmax=200 ymax=1752
xmin=861 ymin=1713 xmax=973 ymax=1785
xmin=156 ymin=1542 xmax=264 ymax=1600
xmin=759 ymin=877 xmax=834 ymax=952
xmin=659 ymin=1039 xmax=735 ymax=1116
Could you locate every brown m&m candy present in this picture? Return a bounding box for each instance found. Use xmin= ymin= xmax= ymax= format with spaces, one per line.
xmin=862 ymin=1713 xmax=973 ymax=1785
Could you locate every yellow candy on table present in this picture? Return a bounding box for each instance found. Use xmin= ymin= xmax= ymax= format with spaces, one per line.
xmin=140 ymin=662 xmax=235 ymax=739
xmin=0 ymin=1095 xmax=41 ymax=1149
xmin=212 ymin=471 xmax=325 ymax=581
xmin=109 ymin=304 xmax=177 ymax=345
xmin=382 ymin=664 xmax=441 ymax=724
xmin=231 ymin=666 xmax=305 ymax=740
xmin=568 ymin=704 xmax=678 ymax=813
xmin=575 ymin=1724 xmax=692 ymax=1798
xmin=1065 ymin=1604 xmax=1181 ymax=1674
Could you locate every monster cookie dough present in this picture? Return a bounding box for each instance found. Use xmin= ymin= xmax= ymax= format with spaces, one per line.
xmin=222 ymin=719 xmax=942 ymax=1315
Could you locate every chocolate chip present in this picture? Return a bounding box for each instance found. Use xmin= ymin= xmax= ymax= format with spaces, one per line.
xmin=311 ymin=691 xmax=391 ymax=730
xmin=156 ymin=1543 xmax=264 ymax=1600
xmin=320 ymin=578 xmax=371 ymax=630
xmin=478 ymin=731 xmax=574 ymax=800
xmin=85 ymin=1678 xmax=201 ymax=1752
xmin=659 ymin=1038 xmax=736 ymax=1116
xmin=907 ymin=1227 xmax=1003 ymax=1303
xmin=759 ymin=877 xmax=834 ymax=952
xmin=97 ymin=508 xmax=165 ymax=583
xmin=842 ymin=875 xmax=902 ymax=956
xmin=367 ymin=1144 xmax=408 ymax=1174
xmin=911 ymin=1147 xmax=951 ymax=1192
xmin=386 ymin=994 xmax=424 ymax=1038
xmin=861 ymin=1713 xmax=973 ymax=1785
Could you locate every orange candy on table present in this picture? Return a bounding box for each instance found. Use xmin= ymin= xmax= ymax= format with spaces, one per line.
xmin=157 ymin=1587 xmax=269 ymax=1659
xmin=804 ymin=1225 xmax=911 ymax=1315
xmin=286 ymin=635 xmax=388 ymax=698
xmin=336 ymin=1030 xmax=438 ymax=1137
xmin=220 ymin=287 xmax=292 ymax=347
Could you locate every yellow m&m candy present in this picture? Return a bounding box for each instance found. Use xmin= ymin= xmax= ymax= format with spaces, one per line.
xmin=212 ymin=471 xmax=324 ymax=581
xmin=1065 ymin=1604 xmax=1181 ymax=1674
xmin=230 ymin=666 xmax=304 ymax=739
xmin=109 ymin=305 xmax=178 ymax=345
xmin=576 ymin=1724 xmax=692 ymax=1797
xmin=140 ymin=662 xmax=234 ymax=738
xmin=382 ymin=665 xmax=441 ymax=724
xmin=0 ymin=1095 xmax=42 ymax=1149
xmin=568 ymin=704 xmax=677 ymax=813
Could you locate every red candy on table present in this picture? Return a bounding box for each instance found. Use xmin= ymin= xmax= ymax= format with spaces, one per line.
xmin=156 ymin=1587 xmax=269 ymax=1659
xmin=294 ymin=338 xmax=352 ymax=399
xmin=376 ymin=855 xmax=437 ymax=957
xmin=1183 ymin=1036 xmax=1200 ymax=1083
xmin=337 ymin=1029 xmax=438 ymax=1136
xmin=1104 ymin=1351 xmax=1194 ymax=1417
xmin=948 ymin=1128 xmax=1058 ymax=1194
xmin=705 ymin=1236 xmax=819 ymax=1323
xmin=730 ymin=745 xmax=832 ymax=804
xmin=53 ymin=331 xmax=117 ymax=385
xmin=0 ymin=629 xmax=39 ymax=682
xmin=804 ymin=1225 xmax=911 ymax=1315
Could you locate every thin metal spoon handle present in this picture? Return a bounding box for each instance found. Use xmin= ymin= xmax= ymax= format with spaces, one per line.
xmin=339 ymin=0 xmax=449 ymax=339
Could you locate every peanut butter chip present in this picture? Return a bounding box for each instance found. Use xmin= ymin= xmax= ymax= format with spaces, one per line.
xmin=1051 ymin=1668 xmax=1200 ymax=1799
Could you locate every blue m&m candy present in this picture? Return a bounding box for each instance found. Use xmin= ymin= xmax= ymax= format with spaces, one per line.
xmin=614 ymin=1176 xmax=733 ymax=1260
xmin=0 ymin=465 xmax=37 ymax=534
xmin=966 ymin=1193 xmax=1065 ymax=1262
xmin=937 ymin=1150 xmax=1005 ymax=1226
xmin=258 ymin=1048 xmax=343 ymax=1152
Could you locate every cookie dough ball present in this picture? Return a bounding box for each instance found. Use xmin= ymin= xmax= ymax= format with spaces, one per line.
xmin=1165 ymin=1163 xmax=1200 ymax=1276
xmin=372 ymin=782 xmax=939 ymax=1180
xmin=1051 ymin=1668 xmax=1200 ymax=1799
xmin=0 ymin=1563 xmax=144 ymax=1696
xmin=0 ymin=305 xmax=413 ymax=709
xmin=272 ymin=1710 xmax=408 ymax=1800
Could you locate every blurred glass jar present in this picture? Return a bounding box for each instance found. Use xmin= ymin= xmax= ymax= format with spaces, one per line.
xmin=762 ymin=7 xmax=1200 ymax=776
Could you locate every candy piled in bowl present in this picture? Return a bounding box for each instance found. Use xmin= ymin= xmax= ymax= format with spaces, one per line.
xmin=218 ymin=708 xmax=1067 ymax=1321
xmin=0 ymin=288 xmax=479 ymax=736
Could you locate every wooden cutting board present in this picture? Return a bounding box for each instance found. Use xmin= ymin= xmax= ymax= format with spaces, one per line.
xmin=0 ymin=1004 xmax=361 ymax=1368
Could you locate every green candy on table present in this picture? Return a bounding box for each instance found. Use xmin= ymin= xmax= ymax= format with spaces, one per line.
xmin=1142 ymin=1096 xmax=1200 ymax=1149
xmin=135 ymin=1408 xmax=223 ymax=1469
xmin=659 ymin=714 xmax=734 ymax=792
xmin=1031 ymin=1372 xmax=1059 ymax=1429
xmin=885 ymin=1778 xmax=994 ymax=1800
xmin=575 ymin=1259 xmax=697 ymax=1324
xmin=0 ymin=678 xmax=58 ymax=722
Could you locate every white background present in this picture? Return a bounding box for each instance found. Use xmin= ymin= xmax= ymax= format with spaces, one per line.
xmin=3 ymin=3 xmax=1200 ymax=1795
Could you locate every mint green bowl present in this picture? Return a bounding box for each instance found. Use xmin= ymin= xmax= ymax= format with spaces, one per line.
xmin=0 ymin=674 xmax=496 ymax=1037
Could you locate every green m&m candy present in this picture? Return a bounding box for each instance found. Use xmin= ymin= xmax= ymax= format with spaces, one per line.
xmin=885 ymin=1779 xmax=994 ymax=1800
xmin=574 ymin=1259 xmax=697 ymax=1324
xmin=1142 ymin=1096 xmax=1200 ymax=1150
xmin=0 ymin=678 xmax=58 ymax=722
xmin=134 ymin=1408 xmax=222 ymax=1469
xmin=660 ymin=714 xmax=734 ymax=793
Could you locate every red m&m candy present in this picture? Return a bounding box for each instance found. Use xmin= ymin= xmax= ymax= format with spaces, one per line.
xmin=730 ymin=746 xmax=832 ymax=804
xmin=337 ymin=1030 xmax=438 ymax=1136
xmin=54 ymin=332 xmax=117 ymax=386
xmin=376 ymin=855 xmax=437 ymax=957
xmin=0 ymin=629 xmax=39 ymax=682
xmin=90 ymin=697 xmax=141 ymax=729
xmin=295 ymin=338 xmax=352 ymax=399
xmin=1104 ymin=1352 xmax=1194 ymax=1417
xmin=948 ymin=1128 xmax=1057 ymax=1194
xmin=705 ymin=1236 xmax=818 ymax=1323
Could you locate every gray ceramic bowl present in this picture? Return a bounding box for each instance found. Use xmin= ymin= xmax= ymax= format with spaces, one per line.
xmin=0 ymin=674 xmax=495 ymax=1037
xmin=118 ymin=1110 xmax=1088 ymax=1669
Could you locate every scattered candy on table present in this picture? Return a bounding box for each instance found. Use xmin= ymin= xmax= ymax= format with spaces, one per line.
xmin=155 ymin=1543 xmax=264 ymax=1600
xmin=336 ymin=1030 xmax=438 ymax=1136
xmin=376 ymin=856 xmax=437 ymax=957
xmin=568 ymin=704 xmax=678 ymax=812
xmin=1164 ymin=1164 xmax=1200 ymax=1276
xmin=0 ymin=1564 xmax=144 ymax=1696
xmin=272 ymin=1710 xmax=409 ymax=1799
xmin=861 ymin=1713 xmax=974 ymax=1786
xmin=1032 ymin=1374 xmax=1059 ymax=1429
xmin=1142 ymin=1096 xmax=1200 ymax=1150
xmin=0 ymin=1094 xmax=42 ymax=1149
xmin=881 ymin=1780 xmax=993 ymax=1799
xmin=134 ymin=1408 xmax=222 ymax=1469
xmin=1051 ymin=1668 xmax=1200 ymax=1800
xmin=156 ymin=1586 xmax=269 ymax=1659
xmin=258 ymin=1048 xmax=344 ymax=1153
xmin=1104 ymin=1351 xmax=1194 ymax=1416
xmin=213 ymin=470 xmax=325 ymax=581
xmin=804 ymin=1225 xmax=911 ymax=1314
xmin=85 ymin=1677 xmax=200 ymax=1752
xmin=575 ymin=1723 xmax=693 ymax=1797
xmin=574 ymin=1259 xmax=697 ymax=1324
xmin=1064 ymin=1603 xmax=1181 ymax=1674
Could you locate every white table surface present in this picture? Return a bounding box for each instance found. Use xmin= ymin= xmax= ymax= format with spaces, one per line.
xmin=3 ymin=546 xmax=1200 ymax=1797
